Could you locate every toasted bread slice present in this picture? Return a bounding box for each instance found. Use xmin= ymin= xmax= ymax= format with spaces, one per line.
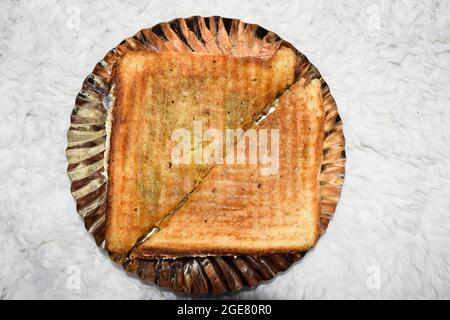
xmin=134 ymin=79 xmax=324 ymax=257
xmin=106 ymin=47 xmax=298 ymax=254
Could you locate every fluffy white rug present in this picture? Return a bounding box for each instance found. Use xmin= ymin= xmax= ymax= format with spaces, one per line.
xmin=1 ymin=0 xmax=449 ymax=299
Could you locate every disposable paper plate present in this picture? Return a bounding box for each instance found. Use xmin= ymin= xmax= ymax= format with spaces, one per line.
xmin=66 ymin=16 xmax=345 ymax=295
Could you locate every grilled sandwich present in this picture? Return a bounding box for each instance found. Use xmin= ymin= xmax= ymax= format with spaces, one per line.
xmin=106 ymin=47 xmax=299 ymax=254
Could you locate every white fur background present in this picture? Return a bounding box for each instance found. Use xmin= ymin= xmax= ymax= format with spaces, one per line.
xmin=1 ymin=0 xmax=449 ymax=300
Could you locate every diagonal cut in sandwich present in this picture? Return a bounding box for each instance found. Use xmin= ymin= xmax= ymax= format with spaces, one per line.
xmin=106 ymin=46 xmax=300 ymax=255
xmin=133 ymin=79 xmax=324 ymax=258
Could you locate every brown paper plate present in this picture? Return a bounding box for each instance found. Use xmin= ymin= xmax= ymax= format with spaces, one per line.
xmin=66 ymin=16 xmax=345 ymax=295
